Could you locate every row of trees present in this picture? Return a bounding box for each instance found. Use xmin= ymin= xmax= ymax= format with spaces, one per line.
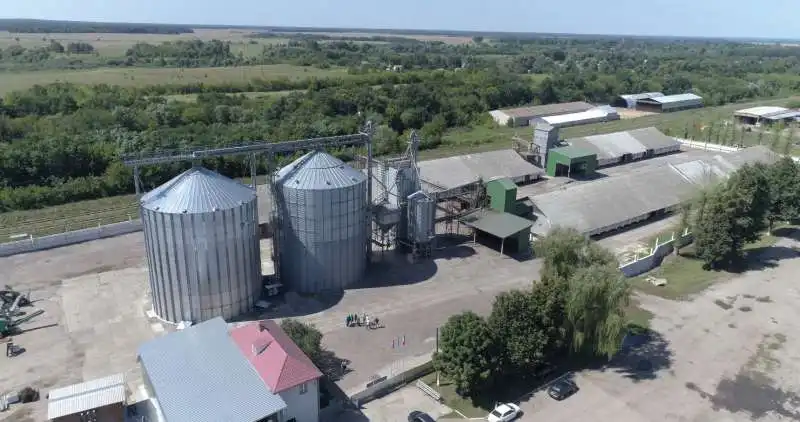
xmin=0 ymin=19 xmax=193 ymax=34
xmin=0 ymin=70 xmax=533 ymax=211
xmin=434 ymin=228 xmax=631 ymax=396
xmin=690 ymin=157 xmax=800 ymax=270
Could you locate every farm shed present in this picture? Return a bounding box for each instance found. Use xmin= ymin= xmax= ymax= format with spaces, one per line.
xmin=418 ymin=149 xmax=543 ymax=190
xmin=635 ymin=93 xmax=703 ymax=113
xmin=565 ymin=127 xmax=680 ymax=167
xmin=460 ymin=209 xmax=533 ymax=254
xmin=612 ymin=92 xmax=664 ymax=108
xmin=529 ymin=145 xmax=778 ymax=237
xmin=486 ymin=178 xmax=517 ymax=213
xmin=530 ymin=105 xmax=620 ymax=128
xmin=733 ymin=106 xmax=800 ymax=126
xmin=48 ymin=374 xmax=127 ymax=422
xmin=530 ymin=165 xmax=697 ymax=237
xmin=545 ymin=145 xmax=598 ymax=177
xmin=489 ymin=102 xmax=595 ymax=127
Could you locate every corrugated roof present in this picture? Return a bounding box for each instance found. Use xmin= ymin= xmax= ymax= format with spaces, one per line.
xmin=276 ymin=150 xmax=367 ymax=190
xmin=460 ymin=209 xmax=533 ymax=239
xmin=626 ymin=127 xmax=681 ymax=151
xmin=493 ymin=102 xmax=594 ymax=119
xmin=537 ymin=106 xmax=618 ymax=126
xmin=138 ymin=317 xmax=287 ymax=422
xmin=419 ymin=149 xmax=543 ymax=190
xmin=734 ymin=106 xmax=790 ymax=118
xmin=531 ymin=165 xmax=697 ymax=236
xmin=230 ymin=320 xmax=323 ymax=394
xmin=639 ymin=93 xmax=703 ymax=105
xmin=530 ymin=145 xmax=778 ymax=236
xmin=141 ymin=167 xmax=256 ymax=214
xmin=619 ymin=92 xmax=664 ymax=101
xmin=569 ymin=132 xmax=647 ymax=160
xmin=48 ymin=374 xmax=126 ymax=420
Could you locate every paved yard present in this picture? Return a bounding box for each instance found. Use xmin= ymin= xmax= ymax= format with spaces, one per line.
xmin=517 ymin=237 xmax=800 ymax=421
xmin=361 ymin=386 xmax=451 ymax=422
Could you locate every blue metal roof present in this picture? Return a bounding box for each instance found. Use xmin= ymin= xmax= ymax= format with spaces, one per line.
xmin=138 ymin=317 xmax=287 ymax=422
xmin=141 ymin=167 xmax=256 ymax=214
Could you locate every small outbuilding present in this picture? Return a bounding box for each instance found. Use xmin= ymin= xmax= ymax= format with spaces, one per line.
xmin=635 ymin=93 xmax=703 ymax=113
xmin=460 ymin=209 xmax=533 ymax=255
xmin=734 ymin=106 xmax=800 ymax=126
xmin=545 ymin=146 xmax=598 ymax=177
xmin=48 ymin=374 xmax=127 ymax=422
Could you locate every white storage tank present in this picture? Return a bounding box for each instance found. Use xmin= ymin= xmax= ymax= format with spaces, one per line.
xmin=275 ymin=151 xmax=368 ymax=292
xmin=407 ymin=190 xmax=436 ymax=244
xmin=140 ymin=167 xmax=261 ymax=323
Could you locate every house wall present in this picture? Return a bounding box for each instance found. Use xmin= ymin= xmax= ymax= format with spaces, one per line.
xmin=279 ymin=379 xmax=320 ymax=422
xmin=52 ymin=403 xmax=125 ymax=422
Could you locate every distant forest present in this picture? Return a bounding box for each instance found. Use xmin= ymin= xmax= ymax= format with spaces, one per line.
xmin=0 ymin=19 xmax=194 ymax=34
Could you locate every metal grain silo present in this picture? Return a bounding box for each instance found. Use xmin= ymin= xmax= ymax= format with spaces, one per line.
xmin=275 ymin=151 xmax=368 ymax=293
xmin=407 ymin=190 xmax=436 ymax=244
xmin=140 ymin=167 xmax=261 ymax=323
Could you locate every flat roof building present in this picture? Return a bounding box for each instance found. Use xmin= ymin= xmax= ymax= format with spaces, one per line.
xmin=489 ymin=102 xmax=595 ymax=127
xmin=734 ymin=106 xmax=800 ymax=126
xmin=418 ymin=149 xmax=543 ymax=190
xmin=613 ymin=92 xmax=665 ymax=108
xmin=531 ymin=105 xmax=620 ymax=129
xmin=564 ymin=127 xmax=681 ymax=167
xmin=636 ymin=93 xmax=703 ymax=113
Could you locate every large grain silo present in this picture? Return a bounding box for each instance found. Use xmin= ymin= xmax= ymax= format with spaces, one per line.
xmin=274 ymin=151 xmax=368 ymax=293
xmin=140 ymin=167 xmax=262 ymax=323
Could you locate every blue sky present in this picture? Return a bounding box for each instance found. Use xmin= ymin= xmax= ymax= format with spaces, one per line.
xmin=1 ymin=0 xmax=797 ymax=39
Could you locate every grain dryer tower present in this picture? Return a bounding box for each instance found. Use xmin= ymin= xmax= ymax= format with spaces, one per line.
xmin=140 ymin=167 xmax=262 ymax=323
xmin=274 ymin=151 xmax=369 ymax=293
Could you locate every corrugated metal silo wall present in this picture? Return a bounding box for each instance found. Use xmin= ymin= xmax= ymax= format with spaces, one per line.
xmin=395 ymin=167 xmax=420 ymax=242
xmin=141 ymin=199 xmax=262 ymax=323
xmin=279 ymin=179 xmax=368 ymax=292
xmin=408 ymin=193 xmax=436 ymax=243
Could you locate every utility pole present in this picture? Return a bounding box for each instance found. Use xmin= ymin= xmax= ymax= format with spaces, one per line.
xmin=435 ymin=327 xmax=440 ymax=387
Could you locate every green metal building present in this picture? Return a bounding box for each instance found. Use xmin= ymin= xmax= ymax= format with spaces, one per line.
xmin=486 ymin=178 xmax=517 ymax=213
xmin=545 ymin=146 xmax=598 ymax=177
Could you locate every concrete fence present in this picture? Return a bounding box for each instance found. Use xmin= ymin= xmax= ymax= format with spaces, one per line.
xmin=349 ymin=354 xmax=434 ymax=405
xmin=619 ymin=228 xmax=693 ymax=277
xmin=675 ymin=138 xmax=742 ymax=153
xmin=0 ymin=220 xmax=143 ymax=257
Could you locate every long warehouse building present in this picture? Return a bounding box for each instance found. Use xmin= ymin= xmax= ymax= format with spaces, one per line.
xmin=530 ymin=146 xmax=778 ymax=237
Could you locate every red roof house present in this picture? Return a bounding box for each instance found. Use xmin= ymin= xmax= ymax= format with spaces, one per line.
xmin=230 ymin=320 xmax=323 ymax=393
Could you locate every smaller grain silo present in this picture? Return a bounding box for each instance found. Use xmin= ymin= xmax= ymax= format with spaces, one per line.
xmin=407 ymin=190 xmax=436 ymax=245
xmin=140 ymin=167 xmax=262 ymax=323
xmin=275 ymin=151 xmax=368 ymax=293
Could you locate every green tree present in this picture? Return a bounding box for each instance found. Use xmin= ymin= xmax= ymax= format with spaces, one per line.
xmin=769 ymin=123 xmax=784 ymax=152
xmin=564 ymin=265 xmax=630 ymax=358
xmin=280 ymin=319 xmax=323 ymax=362
xmin=434 ymin=312 xmax=499 ymax=396
xmin=693 ymin=186 xmax=736 ymax=269
xmin=766 ymin=157 xmax=800 ymax=229
xmin=535 ymin=227 xmax=616 ymax=284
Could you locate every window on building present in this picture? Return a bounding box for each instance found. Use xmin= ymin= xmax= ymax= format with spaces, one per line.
xmin=299 ymin=382 xmax=308 ymax=394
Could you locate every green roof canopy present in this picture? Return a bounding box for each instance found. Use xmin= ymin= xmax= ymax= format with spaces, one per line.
xmin=459 ymin=209 xmax=533 ymax=239
xmin=549 ymin=145 xmax=596 ymax=159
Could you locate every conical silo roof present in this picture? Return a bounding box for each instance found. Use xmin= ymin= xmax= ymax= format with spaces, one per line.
xmin=276 ymin=151 xmax=367 ymax=190
xmin=141 ymin=167 xmax=256 ymax=214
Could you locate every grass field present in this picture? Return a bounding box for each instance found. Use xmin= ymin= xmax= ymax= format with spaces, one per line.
xmin=633 ymin=227 xmax=793 ymax=300
xmin=0 ymin=195 xmax=139 ymax=240
xmin=438 ymin=95 xmax=800 ymax=157
xmin=0 ymin=64 xmax=347 ymax=95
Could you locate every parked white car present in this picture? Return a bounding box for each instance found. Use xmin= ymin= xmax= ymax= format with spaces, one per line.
xmin=487 ymin=403 xmax=521 ymax=422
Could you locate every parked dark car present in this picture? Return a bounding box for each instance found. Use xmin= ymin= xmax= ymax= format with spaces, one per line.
xmin=408 ymin=410 xmax=436 ymax=422
xmin=547 ymin=379 xmax=579 ymax=401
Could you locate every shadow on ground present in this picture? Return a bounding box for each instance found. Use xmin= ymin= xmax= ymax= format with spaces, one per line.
xmin=238 ymin=289 xmax=346 ymax=320
xmin=686 ymin=372 xmax=800 ymax=420
xmin=319 ymin=376 xmax=370 ymax=422
xmin=603 ymin=326 xmax=675 ymax=382
xmin=743 ymin=246 xmax=800 ymax=272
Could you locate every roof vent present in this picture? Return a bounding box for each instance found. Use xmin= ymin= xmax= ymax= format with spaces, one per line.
xmin=252 ymin=340 xmax=271 ymax=356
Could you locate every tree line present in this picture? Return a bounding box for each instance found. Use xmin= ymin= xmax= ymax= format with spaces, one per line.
xmin=0 ymin=19 xmax=193 ymax=34
xmin=0 ymin=70 xmax=533 ymax=211
xmin=434 ymin=228 xmax=631 ymax=396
